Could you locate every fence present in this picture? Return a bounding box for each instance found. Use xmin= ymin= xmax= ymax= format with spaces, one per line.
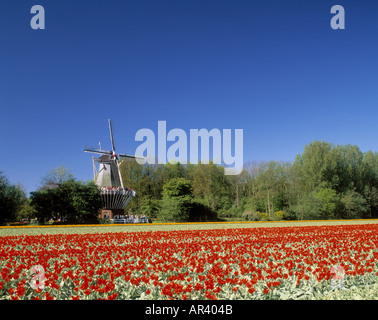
xmin=112 ymin=218 xmax=148 ymax=224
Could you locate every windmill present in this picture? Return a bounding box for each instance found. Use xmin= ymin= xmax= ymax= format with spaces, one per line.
xmin=84 ymin=119 xmax=139 ymax=219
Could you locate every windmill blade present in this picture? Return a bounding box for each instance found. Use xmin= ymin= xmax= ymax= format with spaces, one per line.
xmin=108 ymin=119 xmax=116 ymax=152
xmin=84 ymin=148 xmax=112 ymax=156
xmin=118 ymin=153 xmax=145 ymax=160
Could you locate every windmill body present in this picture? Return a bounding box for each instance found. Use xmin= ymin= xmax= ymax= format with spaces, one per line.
xmin=96 ymin=156 xmax=121 ymax=188
xmin=84 ymin=119 xmax=138 ymax=219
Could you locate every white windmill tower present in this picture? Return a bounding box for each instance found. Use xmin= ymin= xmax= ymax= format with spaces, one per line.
xmin=84 ymin=119 xmax=140 ymax=219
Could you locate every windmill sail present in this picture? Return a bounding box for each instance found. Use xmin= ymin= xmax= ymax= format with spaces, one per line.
xmin=108 ymin=119 xmax=116 ymax=153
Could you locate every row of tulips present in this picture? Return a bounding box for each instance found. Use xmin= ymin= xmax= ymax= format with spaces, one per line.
xmin=1 ymin=224 xmax=378 ymax=299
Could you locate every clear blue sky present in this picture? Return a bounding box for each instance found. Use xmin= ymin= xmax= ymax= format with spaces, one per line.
xmin=1 ymin=0 xmax=377 ymax=195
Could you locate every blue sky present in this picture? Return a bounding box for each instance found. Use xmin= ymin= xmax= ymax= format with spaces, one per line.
xmin=1 ymin=0 xmax=377 ymax=195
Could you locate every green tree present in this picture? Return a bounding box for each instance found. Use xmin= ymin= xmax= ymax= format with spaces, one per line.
xmin=118 ymin=140 xmax=376 ymax=222
xmin=30 ymin=180 xmax=102 ymax=224
xmin=68 ymin=181 xmax=103 ymax=223
xmin=29 ymin=187 xmax=58 ymax=224
xmin=340 ymin=190 xmax=368 ymax=219
xmin=322 ymin=144 xmax=365 ymax=194
xmin=16 ymin=199 xmax=36 ymax=222
xmin=254 ymin=161 xmax=290 ymax=218
xmin=362 ymin=151 xmax=378 ymax=217
xmin=191 ymin=162 xmax=230 ymax=211
xmin=119 ymin=159 xmax=148 ymax=213
xmin=161 ymin=162 xmax=188 ymax=181
xmin=226 ymin=169 xmax=248 ymax=209
xmin=158 ymin=178 xmax=193 ymax=222
xmin=290 ymin=141 xmax=375 ymax=220
xmin=40 ymin=166 xmax=75 ymax=189
xmin=141 ymin=197 xmax=160 ymax=221
xmin=162 ymin=177 xmax=193 ymax=197
xmin=315 ymin=187 xmax=339 ymax=219
xmin=241 ymin=161 xmax=292 ymax=219
xmin=288 ymin=192 xmax=323 ymax=220
xmin=293 ymin=141 xmax=333 ymax=193
xmin=0 ymin=172 xmax=26 ymax=225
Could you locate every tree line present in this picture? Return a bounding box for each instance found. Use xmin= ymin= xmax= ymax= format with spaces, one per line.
xmin=0 ymin=140 xmax=377 ymax=225
xmin=120 ymin=140 xmax=378 ymax=222
xmin=0 ymin=167 xmax=102 ymax=225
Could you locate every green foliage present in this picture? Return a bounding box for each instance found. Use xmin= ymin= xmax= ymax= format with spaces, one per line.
xmin=288 ymin=192 xmax=323 ymax=220
xmin=141 ymin=197 xmax=160 ymax=220
xmin=191 ymin=162 xmax=230 ymax=211
xmin=0 ymin=172 xmax=27 ymax=225
xmin=258 ymin=212 xmax=270 ymax=221
xmin=162 ymin=178 xmax=193 ymax=198
xmin=293 ymin=141 xmax=333 ymax=192
xmin=99 ymin=217 xmax=111 ymax=224
xmin=116 ymin=142 xmax=377 ymax=222
xmin=273 ymin=210 xmax=285 ymax=220
xmin=241 ymin=210 xmax=260 ymax=221
xmin=16 ymin=199 xmax=36 ymax=222
xmin=315 ymin=187 xmax=339 ymax=219
xmin=159 ymin=195 xmax=192 ymax=222
xmin=158 ymin=178 xmax=217 ymax=222
xmin=13 ymin=140 xmax=374 ymax=225
xmin=158 ymin=178 xmax=193 ymax=222
xmin=40 ymin=166 xmax=75 ymax=189
xmin=30 ymin=179 xmax=102 ymax=224
xmin=340 ymin=190 xmax=368 ymax=219
xmin=289 ymin=142 xmax=378 ymax=220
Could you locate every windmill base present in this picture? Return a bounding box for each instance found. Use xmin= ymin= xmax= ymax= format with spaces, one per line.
xmin=99 ymin=208 xmax=124 ymax=220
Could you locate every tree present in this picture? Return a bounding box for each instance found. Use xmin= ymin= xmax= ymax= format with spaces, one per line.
xmin=315 ymin=187 xmax=339 ymax=219
xmin=288 ymin=192 xmax=323 ymax=220
xmin=16 ymin=199 xmax=36 ymax=222
xmin=191 ymin=163 xmax=212 ymax=207
xmin=322 ymin=144 xmax=365 ymax=194
xmin=226 ymin=169 xmax=248 ymax=209
xmin=30 ymin=179 xmax=102 ymax=224
xmin=162 ymin=177 xmax=193 ymax=198
xmin=40 ymin=166 xmax=75 ymax=189
xmin=293 ymin=141 xmax=333 ymax=193
xmin=112 ymin=140 xmax=376 ymax=222
xmin=0 ymin=172 xmax=27 ymax=225
xmin=254 ymin=161 xmax=290 ymax=218
xmin=161 ymin=162 xmax=187 ymax=181
xmin=141 ymin=197 xmax=160 ymax=221
xmin=159 ymin=178 xmax=193 ymax=222
xmin=67 ymin=181 xmax=103 ymax=223
xmin=120 ymin=159 xmax=165 ymax=214
xmin=191 ymin=162 xmax=230 ymax=211
xmin=290 ymin=141 xmax=375 ymax=220
xmin=241 ymin=161 xmax=292 ymax=219
xmin=362 ymin=151 xmax=378 ymax=217
xmin=340 ymin=190 xmax=368 ymax=219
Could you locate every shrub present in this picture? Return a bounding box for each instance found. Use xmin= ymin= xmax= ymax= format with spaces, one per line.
xmin=242 ymin=210 xmax=260 ymax=221
xmin=273 ymin=210 xmax=285 ymax=220
xmin=99 ymin=217 xmax=111 ymax=224
xmin=257 ymin=212 xmax=269 ymax=221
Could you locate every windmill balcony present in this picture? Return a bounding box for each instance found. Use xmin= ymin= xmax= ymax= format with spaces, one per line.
xmin=98 ymin=186 xmax=136 ymax=214
xmin=100 ymin=186 xmax=136 ymax=196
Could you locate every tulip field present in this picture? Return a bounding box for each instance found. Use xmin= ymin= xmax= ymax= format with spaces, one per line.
xmin=1 ymin=221 xmax=378 ymax=300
